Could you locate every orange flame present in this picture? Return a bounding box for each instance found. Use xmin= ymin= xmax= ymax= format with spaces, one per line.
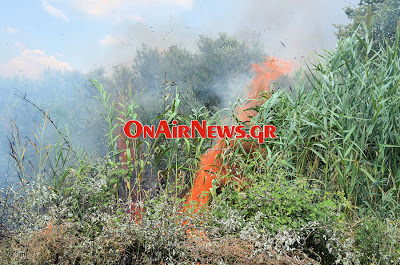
xmin=238 ymin=57 xmax=293 ymax=121
xmin=185 ymin=57 xmax=293 ymax=212
xmin=43 ymin=220 xmax=54 ymax=235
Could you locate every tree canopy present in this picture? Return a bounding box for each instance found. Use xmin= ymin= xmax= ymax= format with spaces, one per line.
xmin=336 ymin=0 xmax=400 ymax=49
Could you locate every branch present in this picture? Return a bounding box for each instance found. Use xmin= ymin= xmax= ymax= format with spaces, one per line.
xmin=14 ymin=93 xmax=78 ymax=159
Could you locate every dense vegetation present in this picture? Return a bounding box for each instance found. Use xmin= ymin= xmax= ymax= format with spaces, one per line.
xmin=1 ymin=3 xmax=400 ymax=264
xmin=336 ymin=0 xmax=400 ymax=50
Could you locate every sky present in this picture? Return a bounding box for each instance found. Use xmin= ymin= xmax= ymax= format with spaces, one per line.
xmin=0 ymin=0 xmax=358 ymax=79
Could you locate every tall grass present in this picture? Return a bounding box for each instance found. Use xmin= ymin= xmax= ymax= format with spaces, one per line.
xmin=2 ymin=25 xmax=400 ymax=264
xmin=251 ymin=26 xmax=400 ymax=217
xmin=92 ymin=76 xmax=224 ymax=202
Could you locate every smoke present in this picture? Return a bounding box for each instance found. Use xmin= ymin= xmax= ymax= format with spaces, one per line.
xmin=0 ymin=0 xmax=357 ymax=189
xmin=233 ymin=0 xmax=353 ymax=61
xmin=96 ymin=0 xmax=357 ymax=69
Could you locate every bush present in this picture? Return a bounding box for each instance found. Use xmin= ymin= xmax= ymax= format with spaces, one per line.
xmin=210 ymin=169 xmax=348 ymax=234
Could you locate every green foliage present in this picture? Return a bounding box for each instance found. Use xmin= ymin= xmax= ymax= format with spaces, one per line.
xmin=354 ymin=218 xmax=400 ymax=264
xmin=92 ymin=79 xmax=120 ymax=156
xmin=245 ymin=31 xmax=400 ymax=217
xmin=3 ymin=28 xmax=400 ymax=264
xmin=335 ymin=0 xmax=400 ymax=50
xmin=194 ymin=33 xmax=264 ymax=106
xmin=133 ymin=33 xmax=265 ymax=109
xmin=50 ymin=161 xmax=118 ymax=231
xmin=151 ymin=89 xmax=224 ymax=197
xmin=211 ymin=172 xmax=347 ymax=234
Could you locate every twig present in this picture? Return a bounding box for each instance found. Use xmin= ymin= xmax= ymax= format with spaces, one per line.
xmin=14 ymin=93 xmax=78 ymax=159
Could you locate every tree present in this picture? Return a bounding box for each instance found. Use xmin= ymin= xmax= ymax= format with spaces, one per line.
xmin=335 ymin=0 xmax=400 ymax=49
xmin=132 ymin=33 xmax=265 ymax=110
xmin=133 ymin=44 xmax=163 ymax=91
xmin=194 ymin=33 xmax=264 ymax=107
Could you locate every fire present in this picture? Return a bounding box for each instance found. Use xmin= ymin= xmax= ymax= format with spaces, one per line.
xmin=184 ymin=139 xmax=225 ymax=212
xmin=43 ymin=220 xmax=54 ymax=235
xmin=185 ymin=57 xmax=293 ymax=212
xmin=120 ymin=57 xmax=293 ymax=219
xmin=238 ymin=57 xmax=293 ymax=122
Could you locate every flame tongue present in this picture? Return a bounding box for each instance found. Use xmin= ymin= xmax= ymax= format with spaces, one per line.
xmin=185 ymin=140 xmax=226 ymax=211
xmin=185 ymin=57 xmax=293 ymax=212
xmin=239 ymin=57 xmax=293 ymax=122
xmin=249 ymin=57 xmax=293 ymax=99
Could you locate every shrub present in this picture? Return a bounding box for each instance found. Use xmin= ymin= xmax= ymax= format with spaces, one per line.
xmin=210 ymin=169 xmax=348 ymax=234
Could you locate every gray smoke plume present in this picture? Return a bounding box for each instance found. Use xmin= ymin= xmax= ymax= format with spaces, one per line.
xmin=96 ymin=0 xmax=357 ymax=69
